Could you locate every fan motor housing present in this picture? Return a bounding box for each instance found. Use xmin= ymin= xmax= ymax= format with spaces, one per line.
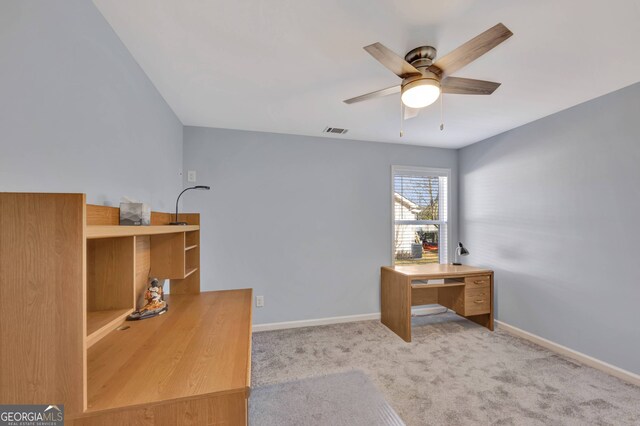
xmin=401 ymin=70 xmax=440 ymax=90
xmin=405 ymin=45 xmax=437 ymax=68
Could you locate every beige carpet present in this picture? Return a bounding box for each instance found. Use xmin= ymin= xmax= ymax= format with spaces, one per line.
xmin=251 ymin=313 xmax=640 ymax=425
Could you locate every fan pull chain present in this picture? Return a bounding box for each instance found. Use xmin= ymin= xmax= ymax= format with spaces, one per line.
xmin=440 ymin=94 xmax=445 ymax=131
xmin=399 ymin=98 xmax=404 ymax=137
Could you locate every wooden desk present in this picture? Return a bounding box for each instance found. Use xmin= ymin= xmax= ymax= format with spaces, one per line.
xmin=381 ymin=264 xmax=494 ymax=342
xmin=72 ymin=290 xmax=252 ymax=425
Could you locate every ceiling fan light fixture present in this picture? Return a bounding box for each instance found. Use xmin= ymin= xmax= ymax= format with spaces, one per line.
xmin=401 ymin=78 xmax=441 ymax=109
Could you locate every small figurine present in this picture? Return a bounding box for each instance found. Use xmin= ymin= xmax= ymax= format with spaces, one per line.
xmin=127 ymin=278 xmax=168 ymax=320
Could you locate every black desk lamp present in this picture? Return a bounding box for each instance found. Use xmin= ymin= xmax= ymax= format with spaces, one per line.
xmin=170 ymin=185 xmax=210 ymax=225
xmin=453 ymin=242 xmax=469 ymax=265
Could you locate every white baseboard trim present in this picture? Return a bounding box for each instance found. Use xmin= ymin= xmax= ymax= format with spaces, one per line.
xmin=495 ymin=320 xmax=640 ymax=387
xmin=253 ymin=306 xmax=444 ymax=332
xmin=253 ymin=312 xmax=379 ymax=332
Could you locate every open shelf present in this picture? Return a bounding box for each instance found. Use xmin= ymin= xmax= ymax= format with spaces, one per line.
xmin=87 ymin=225 xmax=199 ymax=239
xmin=184 ymin=267 xmax=198 ymax=278
xmin=86 ymin=308 xmax=133 ymax=348
xmin=411 ymin=279 xmax=465 ymax=289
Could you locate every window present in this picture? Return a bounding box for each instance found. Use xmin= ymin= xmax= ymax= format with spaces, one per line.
xmin=392 ymin=166 xmax=449 ymax=264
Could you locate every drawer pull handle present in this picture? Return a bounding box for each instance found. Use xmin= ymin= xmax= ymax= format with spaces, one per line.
xmin=474 ymin=299 xmax=485 ymax=304
xmin=474 ymin=280 xmax=486 ymax=284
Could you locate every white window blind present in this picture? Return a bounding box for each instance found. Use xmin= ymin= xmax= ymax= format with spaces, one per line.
xmin=392 ymin=167 xmax=448 ymax=264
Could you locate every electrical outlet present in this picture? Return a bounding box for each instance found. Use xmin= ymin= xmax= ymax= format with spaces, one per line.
xmin=256 ymin=295 xmax=264 ymax=307
xmin=187 ymin=170 xmax=197 ymax=182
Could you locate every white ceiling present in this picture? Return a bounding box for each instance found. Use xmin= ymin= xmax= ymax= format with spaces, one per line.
xmin=93 ymin=0 xmax=640 ymax=148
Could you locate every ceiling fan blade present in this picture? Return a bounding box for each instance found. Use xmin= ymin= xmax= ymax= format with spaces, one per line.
xmin=364 ymin=42 xmax=422 ymax=78
xmin=404 ymin=107 xmax=420 ymax=120
xmin=431 ymin=23 xmax=513 ymax=77
xmin=441 ymin=77 xmax=501 ymax=95
xmin=343 ymin=85 xmax=400 ymax=104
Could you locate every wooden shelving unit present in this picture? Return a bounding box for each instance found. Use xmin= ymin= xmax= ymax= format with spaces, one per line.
xmin=0 ymin=193 xmax=250 ymax=425
xmin=83 ymin=209 xmax=202 ymax=353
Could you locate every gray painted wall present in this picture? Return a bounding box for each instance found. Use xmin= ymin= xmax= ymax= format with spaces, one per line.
xmin=183 ymin=127 xmax=458 ymax=324
xmin=0 ymin=0 xmax=183 ymax=209
xmin=459 ymin=82 xmax=640 ymax=374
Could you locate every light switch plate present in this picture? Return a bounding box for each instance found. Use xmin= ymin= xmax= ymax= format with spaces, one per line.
xmin=187 ymin=170 xmax=196 ymax=182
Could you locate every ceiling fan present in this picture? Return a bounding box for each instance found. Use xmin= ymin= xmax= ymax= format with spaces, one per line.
xmin=344 ymin=23 xmax=513 ymax=120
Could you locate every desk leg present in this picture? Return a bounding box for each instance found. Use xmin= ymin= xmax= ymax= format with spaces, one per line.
xmin=466 ymin=314 xmax=493 ymax=330
xmin=489 ymin=274 xmax=494 ymax=330
xmin=381 ymin=269 xmax=411 ymax=342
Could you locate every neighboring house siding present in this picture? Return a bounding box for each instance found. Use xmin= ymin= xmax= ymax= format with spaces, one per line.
xmin=394 ymin=194 xmax=418 ymax=256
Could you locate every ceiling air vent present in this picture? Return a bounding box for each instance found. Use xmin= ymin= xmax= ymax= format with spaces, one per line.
xmin=323 ymin=127 xmax=348 ymax=135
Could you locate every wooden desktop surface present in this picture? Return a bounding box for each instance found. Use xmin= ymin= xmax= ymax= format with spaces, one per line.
xmin=86 ymin=289 xmax=252 ymax=412
xmin=383 ymin=264 xmax=493 ymax=278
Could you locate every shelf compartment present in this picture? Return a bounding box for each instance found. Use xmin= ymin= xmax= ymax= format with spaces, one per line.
xmin=411 ymin=278 xmax=466 ymax=307
xmin=86 ymin=308 xmax=133 ymax=348
xmin=185 ymin=230 xmax=199 ymax=247
xmin=86 ymin=236 xmax=136 ymax=347
xmin=411 ymin=278 xmax=465 ymax=289
xmin=87 ymin=237 xmax=135 ymax=310
xmin=150 ymin=233 xmax=186 ymax=278
xmin=185 ymin=245 xmax=199 ymax=269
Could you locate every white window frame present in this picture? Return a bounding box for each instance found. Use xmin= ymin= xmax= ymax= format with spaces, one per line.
xmin=391 ymin=165 xmax=451 ymax=265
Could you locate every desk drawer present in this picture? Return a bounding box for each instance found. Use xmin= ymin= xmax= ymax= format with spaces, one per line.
xmin=464 ymin=287 xmax=490 ymax=316
xmin=465 ymin=275 xmax=490 ymax=288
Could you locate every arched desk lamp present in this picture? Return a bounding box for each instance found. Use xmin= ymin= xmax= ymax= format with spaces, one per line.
xmin=170 ymin=185 xmax=210 ymax=225
xmin=453 ymin=242 xmax=469 ymax=265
